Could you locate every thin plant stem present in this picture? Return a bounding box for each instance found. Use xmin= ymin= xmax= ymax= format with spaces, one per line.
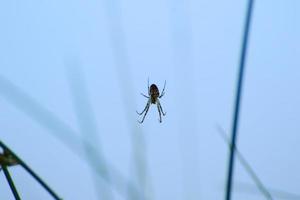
xmin=2 ymin=165 xmax=21 ymax=200
xmin=217 ymin=125 xmax=273 ymax=200
xmin=0 ymin=141 xmax=62 ymax=200
xmin=225 ymin=0 xmax=255 ymax=199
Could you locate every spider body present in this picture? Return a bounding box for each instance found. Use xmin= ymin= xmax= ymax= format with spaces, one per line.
xmin=150 ymin=84 xmax=159 ymax=104
xmin=137 ymin=79 xmax=166 ymax=123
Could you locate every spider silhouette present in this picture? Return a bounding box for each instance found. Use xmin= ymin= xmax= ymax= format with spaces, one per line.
xmin=137 ymin=79 xmax=166 ymax=123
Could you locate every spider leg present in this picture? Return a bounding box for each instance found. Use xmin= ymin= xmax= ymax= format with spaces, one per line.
xmin=136 ymin=99 xmax=150 ymax=115
xmin=157 ymin=99 xmax=166 ymax=116
xmin=147 ymin=77 xmax=150 ymax=95
xmin=156 ymin=102 xmax=162 ymax=123
xmin=138 ymin=102 xmax=150 ymax=123
xmin=140 ymin=93 xmax=149 ymax=98
xmin=159 ymin=103 xmax=166 ymax=116
xmin=159 ymin=80 xmax=166 ymax=98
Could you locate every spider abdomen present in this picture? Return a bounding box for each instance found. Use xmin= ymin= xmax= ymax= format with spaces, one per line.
xmin=150 ymin=84 xmax=159 ymax=103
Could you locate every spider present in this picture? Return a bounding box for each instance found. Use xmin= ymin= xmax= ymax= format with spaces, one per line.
xmin=137 ymin=79 xmax=166 ymax=123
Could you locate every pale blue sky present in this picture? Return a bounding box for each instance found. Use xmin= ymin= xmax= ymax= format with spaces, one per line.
xmin=0 ymin=1 xmax=299 ymax=200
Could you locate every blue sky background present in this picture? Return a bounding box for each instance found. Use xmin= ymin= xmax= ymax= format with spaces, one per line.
xmin=0 ymin=0 xmax=299 ymax=199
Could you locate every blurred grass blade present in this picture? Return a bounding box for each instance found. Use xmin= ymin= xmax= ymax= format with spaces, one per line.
xmin=0 ymin=75 xmax=82 ymax=152
xmin=0 ymin=75 xmax=143 ymax=199
xmin=66 ymin=63 xmax=113 ymax=200
xmin=216 ymin=125 xmax=273 ymax=200
xmin=168 ymin=0 xmax=201 ymax=198
xmin=100 ymin=0 xmax=150 ymax=199
xmin=236 ymin=181 xmax=300 ymax=200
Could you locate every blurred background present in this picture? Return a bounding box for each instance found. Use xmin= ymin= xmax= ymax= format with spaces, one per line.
xmin=0 ymin=0 xmax=299 ymax=199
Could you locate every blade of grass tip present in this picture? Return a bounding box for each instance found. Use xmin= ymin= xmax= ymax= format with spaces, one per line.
xmin=100 ymin=0 xmax=150 ymax=199
xmin=216 ymin=124 xmax=273 ymax=200
xmin=65 ymin=63 xmax=113 ymax=200
xmin=0 ymin=75 xmax=142 ymax=199
xmin=2 ymin=166 xmax=21 ymax=200
xmin=0 ymin=140 xmax=62 ymax=200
